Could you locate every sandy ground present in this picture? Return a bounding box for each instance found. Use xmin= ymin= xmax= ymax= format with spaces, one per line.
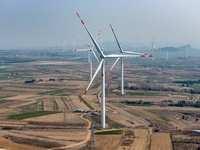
xmin=130 ymin=128 xmax=148 ymax=150
xmin=150 ymin=132 xmax=173 ymax=150
xmin=4 ymin=95 xmax=38 ymax=100
xmin=11 ymin=130 xmax=87 ymax=141
xmin=106 ymin=103 xmax=149 ymax=127
xmin=0 ymin=137 xmax=47 ymax=150
xmin=95 ymin=135 xmax=122 ymax=150
xmin=69 ymin=95 xmax=89 ymax=110
xmin=52 ymin=114 xmax=92 ymax=150
xmin=84 ymin=95 xmax=101 ymax=111
xmin=24 ymin=113 xmax=87 ymax=125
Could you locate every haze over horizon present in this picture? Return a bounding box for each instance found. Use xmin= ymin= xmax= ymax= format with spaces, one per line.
xmin=1 ymin=0 xmax=200 ymax=50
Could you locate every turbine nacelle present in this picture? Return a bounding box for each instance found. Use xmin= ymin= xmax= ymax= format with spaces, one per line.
xmin=149 ymin=54 xmax=153 ymax=57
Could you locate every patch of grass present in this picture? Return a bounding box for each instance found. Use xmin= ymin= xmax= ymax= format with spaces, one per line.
xmin=125 ymin=103 xmax=151 ymax=107
xmin=126 ymin=91 xmax=146 ymax=96
xmin=38 ymin=88 xmax=78 ymax=95
xmin=126 ymin=91 xmax=167 ymax=96
xmin=95 ymin=130 xmax=122 ymax=135
xmin=158 ymin=115 xmax=170 ymax=122
xmin=123 ymin=108 xmax=140 ymax=117
xmin=0 ymin=95 xmax=13 ymax=99
xmin=0 ymin=100 xmax=13 ymax=104
xmin=7 ymin=111 xmax=61 ymax=120
xmin=192 ymin=84 xmax=200 ymax=91
xmin=91 ymin=83 xmax=101 ymax=89
xmin=19 ymin=102 xmax=39 ymax=111
xmin=80 ymin=97 xmax=94 ymax=110
xmin=113 ymin=103 xmax=125 ymax=108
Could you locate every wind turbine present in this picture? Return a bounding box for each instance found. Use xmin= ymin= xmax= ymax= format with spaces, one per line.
xmin=71 ymin=34 xmax=100 ymax=81
xmin=184 ymin=41 xmax=193 ymax=58
xmin=76 ymin=13 xmax=148 ymax=128
xmin=151 ymin=36 xmax=158 ymax=60
xmin=165 ymin=37 xmax=168 ymax=60
xmin=59 ymin=34 xmax=66 ymax=52
xmin=69 ymin=33 xmax=79 ymax=52
xmin=108 ymin=24 xmax=151 ymax=95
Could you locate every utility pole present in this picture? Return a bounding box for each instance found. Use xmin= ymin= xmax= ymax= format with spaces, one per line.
xmin=63 ymin=108 xmax=67 ymax=128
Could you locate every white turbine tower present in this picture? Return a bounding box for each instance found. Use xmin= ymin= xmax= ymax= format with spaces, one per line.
xmin=108 ymin=24 xmax=151 ymax=95
xmin=151 ymin=36 xmax=158 ymax=60
xmin=69 ymin=33 xmax=79 ymax=52
xmin=59 ymin=34 xmax=66 ymax=52
xmin=76 ymin=13 xmax=146 ymax=128
xmin=165 ymin=37 xmax=168 ymax=60
xmin=185 ymin=41 xmax=193 ymax=59
xmin=72 ymin=36 xmax=100 ymax=81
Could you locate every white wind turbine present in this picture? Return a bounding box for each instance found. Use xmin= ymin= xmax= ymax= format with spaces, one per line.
xmin=184 ymin=41 xmax=193 ymax=59
xmin=59 ymin=34 xmax=66 ymax=52
xmin=107 ymin=24 xmax=151 ymax=95
xmin=76 ymin=13 xmax=146 ymax=128
xmin=69 ymin=33 xmax=79 ymax=52
xmin=151 ymin=36 xmax=158 ymax=60
xmin=71 ymin=34 xmax=100 ymax=81
xmin=165 ymin=37 xmax=169 ymax=60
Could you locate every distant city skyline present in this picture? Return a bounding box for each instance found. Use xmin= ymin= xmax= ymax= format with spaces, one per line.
xmin=1 ymin=0 xmax=200 ymax=49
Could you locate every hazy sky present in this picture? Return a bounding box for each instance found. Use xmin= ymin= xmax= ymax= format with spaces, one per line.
xmin=1 ymin=0 xmax=200 ymax=49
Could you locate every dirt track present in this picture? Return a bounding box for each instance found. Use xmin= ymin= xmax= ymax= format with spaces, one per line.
xmin=52 ymin=114 xmax=92 ymax=150
xmin=131 ymin=128 xmax=148 ymax=150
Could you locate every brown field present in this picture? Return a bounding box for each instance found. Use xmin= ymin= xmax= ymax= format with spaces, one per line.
xmin=150 ymin=132 xmax=173 ymax=150
xmin=0 ymin=137 xmax=47 ymax=150
xmin=1 ymin=58 xmax=200 ymax=149
xmin=131 ymin=128 xmax=148 ymax=150
xmin=95 ymin=135 xmax=122 ymax=150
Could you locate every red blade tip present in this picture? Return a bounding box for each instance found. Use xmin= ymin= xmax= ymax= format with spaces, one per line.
xmin=76 ymin=13 xmax=80 ymax=17
xmin=81 ymin=20 xmax=84 ymax=25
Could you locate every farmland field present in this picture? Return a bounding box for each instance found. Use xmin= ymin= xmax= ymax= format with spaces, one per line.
xmin=0 ymin=54 xmax=200 ymax=149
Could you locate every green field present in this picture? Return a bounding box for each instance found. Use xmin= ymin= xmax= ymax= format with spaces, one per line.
xmin=8 ymin=111 xmax=61 ymax=120
xmin=192 ymin=84 xmax=200 ymax=91
xmin=123 ymin=108 xmax=140 ymax=117
xmin=38 ymin=88 xmax=78 ymax=95
xmin=158 ymin=115 xmax=170 ymax=122
xmin=0 ymin=100 xmax=14 ymax=104
xmin=125 ymin=103 xmax=151 ymax=107
xmin=95 ymin=129 xmax=123 ymax=135
xmin=91 ymin=83 xmax=101 ymax=89
xmin=126 ymin=91 xmax=167 ymax=96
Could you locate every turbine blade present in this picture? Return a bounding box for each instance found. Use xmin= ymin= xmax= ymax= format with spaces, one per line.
xmin=76 ymin=13 xmax=105 ymax=58
xmin=123 ymin=50 xmax=144 ymax=55
xmin=96 ymin=30 xmax=102 ymax=41
xmin=90 ymin=30 xmax=102 ymax=50
xmin=110 ymin=24 xmax=123 ymax=53
xmin=105 ymin=54 xmax=143 ymax=58
xmin=107 ymin=57 xmax=120 ymax=75
xmin=72 ymin=49 xmax=90 ymax=52
xmin=80 ymin=59 xmax=104 ymax=101
xmin=152 ymin=36 xmax=155 ymax=48
xmin=153 ymin=45 xmax=158 ymax=50
xmin=92 ymin=50 xmax=100 ymax=63
xmin=77 ymin=40 xmax=90 ymax=47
